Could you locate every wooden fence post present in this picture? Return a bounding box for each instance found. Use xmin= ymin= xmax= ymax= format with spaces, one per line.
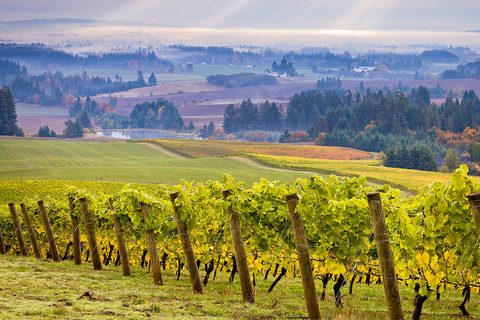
xmin=170 ymin=192 xmax=203 ymax=294
xmin=286 ymin=194 xmax=321 ymax=320
xmin=79 ymin=197 xmax=102 ymax=270
xmin=367 ymin=192 xmax=404 ymax=320
xmin=467 ymin=192 xmax=480 ymax=238
xmin=140 ymin=203 xmax=163 ymax=284
xmin=110 ymin=199 xmax=132 ymax=276
xmin=0 ymin=228 xmax=5 ymax=254
xmin=68 ymin=198 xmax=82 ymax=265
xmin=223 ymin=190 xmax=254 ymax=303
xmin=20 ymin=203 xmax=42 ymax=259
xmin=8 ymin=203 xmax=28 ymax=256
xmin=37 ymin=200 xmax=60 ymax=262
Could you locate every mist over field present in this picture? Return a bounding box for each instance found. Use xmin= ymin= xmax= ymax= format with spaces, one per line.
xmin=1 ymin=19 xmax=480 ymax=54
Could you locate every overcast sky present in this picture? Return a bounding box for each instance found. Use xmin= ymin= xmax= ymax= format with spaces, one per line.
xmin=1 ymin=0 xmax=479 ymax=32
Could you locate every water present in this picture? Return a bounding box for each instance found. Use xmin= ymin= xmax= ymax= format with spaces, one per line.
xmin=97 ymin=129 xmax=199 ymax=140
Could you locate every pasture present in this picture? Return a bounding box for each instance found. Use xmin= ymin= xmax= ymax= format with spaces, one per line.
xmin=0 ymin=139 xmax=316 ymax=187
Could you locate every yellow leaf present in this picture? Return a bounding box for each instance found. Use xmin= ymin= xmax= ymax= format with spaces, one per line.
xmin=425 ymin=272 xmax=440 ymax=286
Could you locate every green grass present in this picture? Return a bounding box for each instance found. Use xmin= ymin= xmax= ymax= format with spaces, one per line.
xmin=0 ymin=254 xmax=477 ymax=319
xmin=0 ymin=139 xmax=314 ymax=186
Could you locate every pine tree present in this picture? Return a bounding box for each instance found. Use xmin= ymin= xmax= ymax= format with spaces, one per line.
xmin=223 ymin=104 xmax=237 ymax=133
xmin=418 ymin=146 xmax=437 ymax=171
xmin=64 ymin=119 xmax=84 ymax=138
xmin=0 ymin=86 xmax=19 ymax=136
xmin=148 ymin=73 xmax=157 ymax=86
xmin=77 ymin=110 xmax=92 ymax=128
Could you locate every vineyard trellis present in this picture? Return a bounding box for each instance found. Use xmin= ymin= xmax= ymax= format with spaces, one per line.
xmin=1 ymin=166 xmax=480 ymax=319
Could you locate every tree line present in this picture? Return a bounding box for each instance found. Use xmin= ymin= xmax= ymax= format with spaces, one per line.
xmin=99 ymin=98 xmax=184 ymax=131
xmin=206 ymin=73 xmax=277 ymax=88
xmin=223 ymin=99 xmax=284 ymax=133
xmin=0 ymin=43 xmax=173 ymax=69
xmin=9 ymin=70 xmax=158 ymax=107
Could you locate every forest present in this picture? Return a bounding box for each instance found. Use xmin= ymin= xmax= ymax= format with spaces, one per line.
xmin=9 ymin=70 xmax=155 ymax=107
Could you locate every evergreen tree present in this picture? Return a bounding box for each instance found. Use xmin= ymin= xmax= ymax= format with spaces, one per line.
xmin=148 ymin=73 xmax=157 ymax=86
xmin=68 ymin=97 xmax=82 ymax=117
xmin=223 ymin=104 xmax=237 ymax=133
xmin=188 ymin=121 xmax=195 ymax=130
xmin=238 ymin=99 xmax=258 ymax=130
xmin=199 ymin=122 xmax=215 ymax=139
xmin=264 ymin=101 xmax=283 ymax=131
xmin=63 ymin=119 xmax=84 ymax=138
xmin=137 ymin=70 xmax=146 ymax=86
xmin=77 ymin=110 xmax=92 ymax=128
xmin=38 ymin=125 xmax=56 ymax=137
xmin=417 ymin=146 xmax=437 ymax=171
xmin=0 ymin=86 xmax=20 ymax=136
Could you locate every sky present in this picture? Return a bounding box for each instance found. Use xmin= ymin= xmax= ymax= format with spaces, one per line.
xmin=1 ymin=0 xmax=478 ymax=31
xmin=1 ymin=0 xmax=479 ymax=50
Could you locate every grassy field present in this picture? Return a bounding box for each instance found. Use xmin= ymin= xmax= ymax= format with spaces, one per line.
xmin=149 ymin=139 xmax=373 ymax=160
xmin=247 ymin=154 xmax=460 ymax=191
xmin=0 ymin=139 xmax=315 ymax=187
xmin=0 ymin=254 xmax=477 ymax=319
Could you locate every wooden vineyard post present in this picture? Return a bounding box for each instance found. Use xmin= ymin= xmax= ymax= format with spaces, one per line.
xmin=37 ymin=200 xmax=60 ymax=262
xmin=223 ymin=190 xmax=254 ymax=303
xmin=8 ymin=203 xmax=28 ymax=256
xmin=467 ymin=192 xmax=480 ymax=238
xmin=170 ymin=192 xmax=203 ymax=294
xmin=0 ymin=228 xmax=5 ymax=254
xmin=367 ymin=192 xmax=404 ymax=320
xmin=79 ymin=197 xmax=102 ymax=270
xmin=140 ymin=203 xmax=163 ymax=284
xmin=110 ymin=199 xmax=132 ymax=276
xmin=68 ymin=198 xmax=82 ymax=265
xmin=286 ymin=194 xmax=321 ymax=320
xmin=20 ymin=203 xmax=42 ymax=259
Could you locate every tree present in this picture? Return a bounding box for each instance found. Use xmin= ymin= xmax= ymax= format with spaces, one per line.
xmin=137 ymin=70 xmax=146 ymax=86
xmin=223 ymin=104 xmax=237 ymax=133
xmin=109 ymin=95 xmax=118 ymax=108
xmin=238 ymin=99 xmax=258 ymax=130
xmin=417 ymin=146 xmax=437 ymax=171
xmin=77 ymin=110 xmax=92 ymax=128
xmin=279 ymin=129 xmax=291 ymax=143
xmin=68 ymin=97 xmax=82 ymax=117
xmin=444 ymin=149 xmax=460 ymax=172
xmin=0 ymin=86 xmax=21 ymax=136
xmin=148 ymin=73 xmax=157 ymax=86
xmin=309 ymin=116 xmax=329 ymax=141
xmin=63 ymin=119 xmax=84 ymax=138
xmin=38 ymin=125 xmax=56 ymax=137
xmin=468 ymin=141 xmax=480 ymax=162
xmin=188 ymin=121 xmax=195 ymax=130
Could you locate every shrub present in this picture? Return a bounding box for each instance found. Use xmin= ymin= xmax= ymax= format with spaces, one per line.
xmin=226 ymin=134 xmax=237 ymax=140
xmin=244 ymin=131 xmax=267 ymax=142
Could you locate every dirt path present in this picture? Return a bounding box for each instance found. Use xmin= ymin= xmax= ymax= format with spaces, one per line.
xmin=139 ymin=142 xmax=186 ymax=159
xmin=230 ymin=156 xmax=321 ymax=176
